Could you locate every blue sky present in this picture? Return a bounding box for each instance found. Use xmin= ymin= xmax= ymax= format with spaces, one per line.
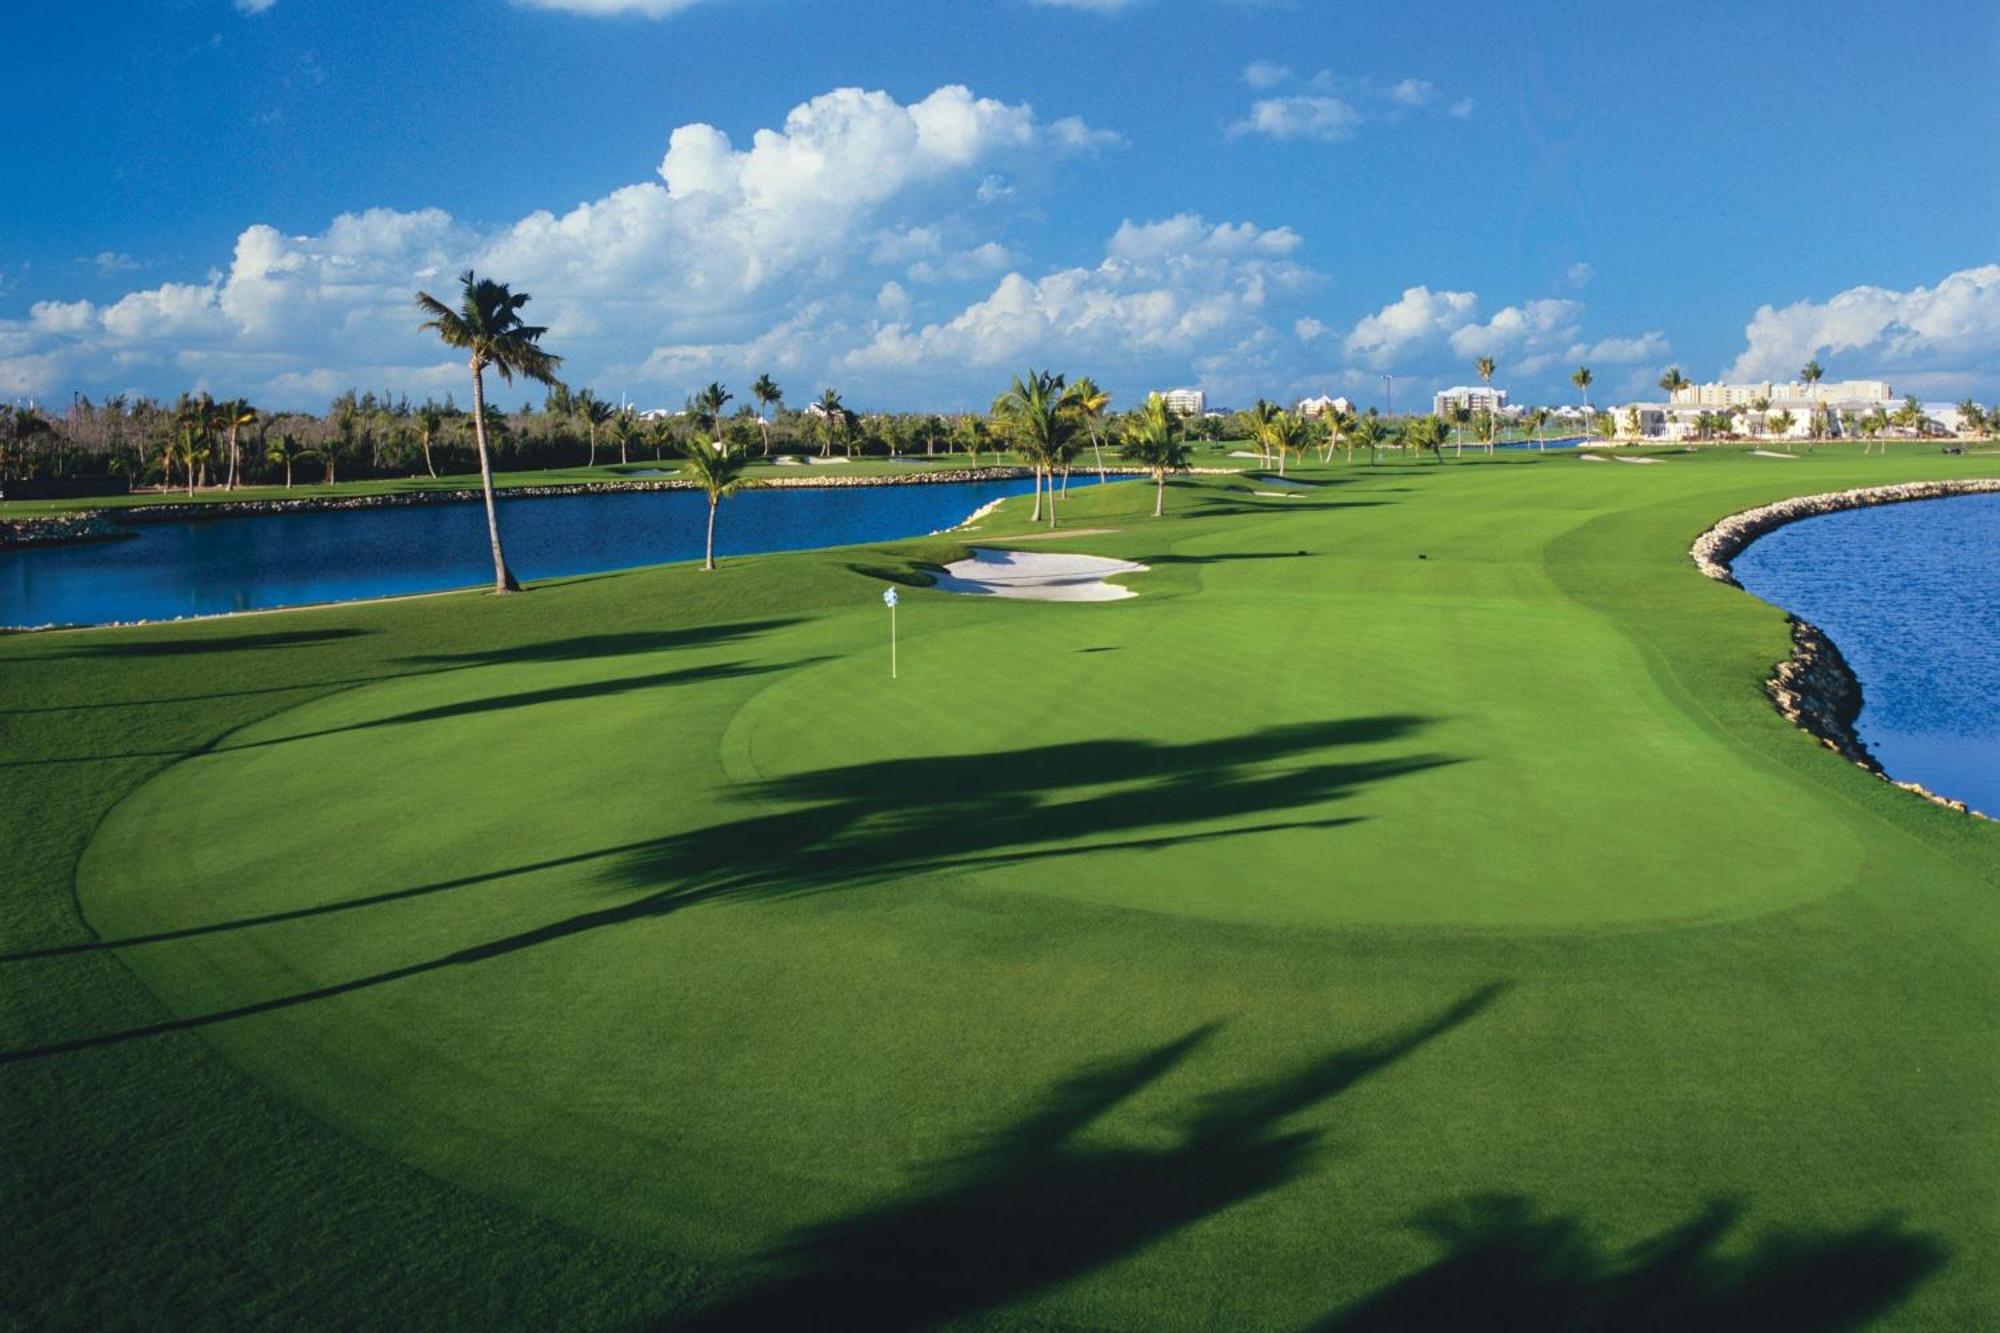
xmin=4 ymin=0 xmax=1996 ymax=413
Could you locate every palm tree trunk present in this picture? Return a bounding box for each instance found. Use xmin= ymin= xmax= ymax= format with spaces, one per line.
xmin=421 ymin=432 xmax=437 ymax=478
xmin=704 ymin=497 xmax=718 ymax=571
xmin=469 ymin=359 xmax=519 ymax=593
xmin=226 ymin=425 xmax=238 ymax=490
xmin=587 ymin=425 xmax=598 ymax=469
xmin=1092 ymin=426 xmax=1105 ymax=481
xmin=1030 ymin=466 xmax=1043 ymax=523
xmin=1154 ymin=472 xmax=1165 ymax=517
xmin=285 ymin=459 xmax=293 ymax=489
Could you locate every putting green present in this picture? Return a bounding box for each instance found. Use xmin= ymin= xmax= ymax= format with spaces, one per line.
xmin=50 ymin=450 xmax=2000 ymax=1327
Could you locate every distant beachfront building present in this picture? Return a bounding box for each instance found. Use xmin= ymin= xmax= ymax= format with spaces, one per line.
xmin=1433 ymin=385 xmax=1509 ymax=417
xmin=1669 ymin=379 xmax=1892 ymax=408
xmin=1609 ymin=377 xmax=1898 ymax=441
xmin=1159 ymin=387 xmax=1206 ymax=417
xmin=1296 ymin=394 xmax=1354 ymax=418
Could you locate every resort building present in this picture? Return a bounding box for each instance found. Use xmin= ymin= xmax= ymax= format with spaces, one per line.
xmin=1668 ymin=379 xmax=1892 ymax=408
xmin=1296 ymin=394 xmax=1354 ymax=418
xmin=1159 ymin=387 xmax=1207 ymax=417
xmin=1432 ymin=385 xmax=1509 ymax=417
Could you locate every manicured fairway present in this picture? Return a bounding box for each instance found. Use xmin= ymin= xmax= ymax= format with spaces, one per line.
xmin=5 ymin=446 xmax=1998 ymax=1328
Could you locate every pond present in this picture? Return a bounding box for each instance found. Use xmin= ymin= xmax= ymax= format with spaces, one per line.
xmin=1733 ymin=492 xmax=2000 ymax=815
xmin=1 ymin=475 xmax=1123 ymax=630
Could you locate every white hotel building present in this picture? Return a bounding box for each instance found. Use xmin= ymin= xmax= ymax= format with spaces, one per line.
xmin=1609 ymin=379 xmax=1895 ymax=441
xmin=1432 ymin=385 xmax=1510 ymax=417
xmin=1159 ymin=387 xmax=1207 ymax=417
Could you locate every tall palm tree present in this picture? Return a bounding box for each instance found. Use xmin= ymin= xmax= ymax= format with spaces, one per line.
xmin=1062 ymin=375 xmax=1112 ymax=481
xmin=1348 ymin=414 xmax=1384 ymax=465
xmin=1474 ymin=356 xmax=1498 ymax=448
xmin=1257 ymin=409 xmax=1308 ymax=477
xmin=1748 ymin=395 xmax=1772 ymax=445
xmin=679 ymin=433 xmax=751 ymax=571
xmin=1571 ymin=366 xmax=1595 ymax=438
xmin=810 ymin=388 xmax=849 ymax=458
xmin=266 ymin=432 xmax=305 ymax=489
xmin=217 ymin=399 xmax=256 ymax=490
xmin=1955 ymin=398 xmax=1985 ymax=440
xmin=170 ymin=422 xmax=209 ymax=497
xmin=1118 ymin=393 xmax=1192 ymax=517
xmin=688 ymin=382 xmax=733 ymax=451
xmin=953 ymin=413 xmax=988 ymax=466
xmin=415 ymin=270 xmax=565 ymax=594
xmin=992 ymin=368 xmax=1076 ymax=527
xmin=608 ymin=408 xmax=638 ymax=466
xmin=577 ymin=390 xmax=615 ymax=468
xmin=1241 ymin=399 xmax=1280 ymax=465
xmin=1657 ymin=367 xmax=1689 ymax=442
xmin=415 ymin=403 xmax=445 ymax=477
xmin=751 ymin=373 xmax=782 ymax=455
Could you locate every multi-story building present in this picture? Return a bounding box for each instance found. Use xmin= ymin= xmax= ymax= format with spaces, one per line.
xmin=1296 ymin=394 xmax=1354 ymax=418
xmin=1432 ymin=385 xmax=1508 ymax=416
xmin=1159 ymin=387 xmax=1206 ymax=417
xmin=1668 ymin=379 xmax=1892 ymax=407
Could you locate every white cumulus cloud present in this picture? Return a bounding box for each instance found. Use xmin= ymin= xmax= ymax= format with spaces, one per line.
xmin=1724 ymin=265 xmax=2000 ymax=395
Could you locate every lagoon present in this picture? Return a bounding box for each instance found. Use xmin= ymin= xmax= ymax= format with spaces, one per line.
xmin=1733 ymin=492 xmax=2000 ymax=815
xmin=0 ymin=475 xmax=1117 ymax=629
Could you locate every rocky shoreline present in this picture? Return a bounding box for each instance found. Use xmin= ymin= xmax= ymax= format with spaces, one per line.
xmin=0 ymin=512 xmax=136 ymax=551
xmin=1691 ymin=479 xmax=2000 ymax=820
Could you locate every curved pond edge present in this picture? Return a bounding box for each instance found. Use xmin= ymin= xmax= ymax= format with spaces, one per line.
xmin=0 ymin=464 xmax=1245 ymax=552
xmin=1691 ymin=478 xmax=2000 ymax=820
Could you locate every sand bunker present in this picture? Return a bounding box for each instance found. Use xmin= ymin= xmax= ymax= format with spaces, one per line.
xmin=932 ymin=548 xmax=1148 ymax=602
xmin=1749 ymin=449 xmax=1801 ymax=459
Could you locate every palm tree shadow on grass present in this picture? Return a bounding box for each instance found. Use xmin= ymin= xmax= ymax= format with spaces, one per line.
xmin=666 ymin=984 xmax=1508 ymax=1330
xmin=1312 ymin=1193 xmax=1946 ymax=1332
xmin=2 ymin=716 xmax=1453 ymax=1060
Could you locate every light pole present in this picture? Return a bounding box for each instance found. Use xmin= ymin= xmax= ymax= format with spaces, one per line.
xmin=1381 ymin=373 xmax=1395 ymax=418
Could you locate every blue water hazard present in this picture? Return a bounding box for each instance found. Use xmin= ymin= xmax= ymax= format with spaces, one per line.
xmin=1 ymin=475 xmax=1123 ymax=630
xmin=1732 ymin=492 xmax=2000 ymax=816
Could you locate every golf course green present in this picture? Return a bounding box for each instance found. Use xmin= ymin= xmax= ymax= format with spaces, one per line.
xmin=6 ymin=446 xmax=1997 ymax=1328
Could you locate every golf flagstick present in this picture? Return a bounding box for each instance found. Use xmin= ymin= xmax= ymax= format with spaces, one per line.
xmin=883 ymin=586 xmax=899 ymax=679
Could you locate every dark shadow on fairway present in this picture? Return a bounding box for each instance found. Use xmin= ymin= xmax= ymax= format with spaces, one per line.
xmin=17 ymin=627 xmax=374 ymax=661
xmin=666 ymin=984 xmax=1507 ymax=1330
xmin=400 ymin=619 xmax=805 ymax=668
xmin=0 ymin=659 xmax=820 ymax=770
xmin=1311 ymin=1194 xmax=1946 ymax=1331
xmin=0 ymin=717 xmax=1453 ymax=1058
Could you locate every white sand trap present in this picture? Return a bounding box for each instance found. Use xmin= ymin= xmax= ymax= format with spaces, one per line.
xmin=933 ymin=548 xmax=1148 ymax=602
xmin=1580 ymin=453 xmax=1610 ymax=462
xmin=1749 ymin=449 xmax=1801 ymax=459
xmin=1254 ymin=490 xmax=1305 ymax=497
xmin=807 ymin=456 xmax=852 ymax=465
xmin=1613 ymin=455 xmax=1662 ymax=464
xmin=1228 ymin=450 xmax=1264 ymax=459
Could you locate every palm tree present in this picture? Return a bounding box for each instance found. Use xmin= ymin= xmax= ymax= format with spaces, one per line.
xmin=1767 ymin=408 xmax=1796 ymax=442
xmin=170 ymin=422 xmax=209 ymax=497
xmin=577 ymin=390 xmax=615 ymax=468
xmin=216 ymin=399 xmax=256 ymax=490
xmin=1571 ymin=367 xmax=1594 ymax=438
xmin=1406 ymin=414 xmax=1448 ymax=463
xmin=809 ymin=388 xmax=849 ymax=458
xmin=608 ymin=408 xmax=639 ymax=466
xmin=1240 ymin=399 xmax=1280 ymax=465
xmin=1474 ymin=356 xmax=1497 ymax=448
xmin=751 ymin=373 xmax=782 ymax=454
xmin=1526 ymin=405 xmax=1550 ymax=450
xmin=1320 ymin=406 xmax=1354 ymax=462
xmin=1348 ymin=414 xmax=1384 ymax=465
xmin=992 ymin=368 xmax=1077 ymax=528
xmin=266 ymin=432 xmax=305 ymax=489
xmin=953 ymin=413 xmax=989 ymax=466
xmin=416 ymin=269 xmax=565 ymax=594
xmin=678 ymin=433 xmax=751 ymax=571
xmin=1118 ymin=393 xmax=1192 ymax=517
xmin=415 ymin=403 xmax=445 ymax=478
xmin=1062 ymin=375 xmax=1112 ymax=482
xmin=688 ymin=382 xmax=732 ymax=451
xmin=1259 ymin=409 xmax=1308 ymax=477
xmin=1953 ymin=398 xmax=1984 ymax=440
xmin=1748 ymin=395 xmax=1772 ymax=445
xmin=1891 ymin=395 xmax=1926 ymax=440
xmin=1656 ymin=367 xmax=1689 ymax=442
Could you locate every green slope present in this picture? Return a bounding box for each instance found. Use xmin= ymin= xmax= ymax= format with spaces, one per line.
xmin=6 ymin=445 xmax=1997 ymax=1329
